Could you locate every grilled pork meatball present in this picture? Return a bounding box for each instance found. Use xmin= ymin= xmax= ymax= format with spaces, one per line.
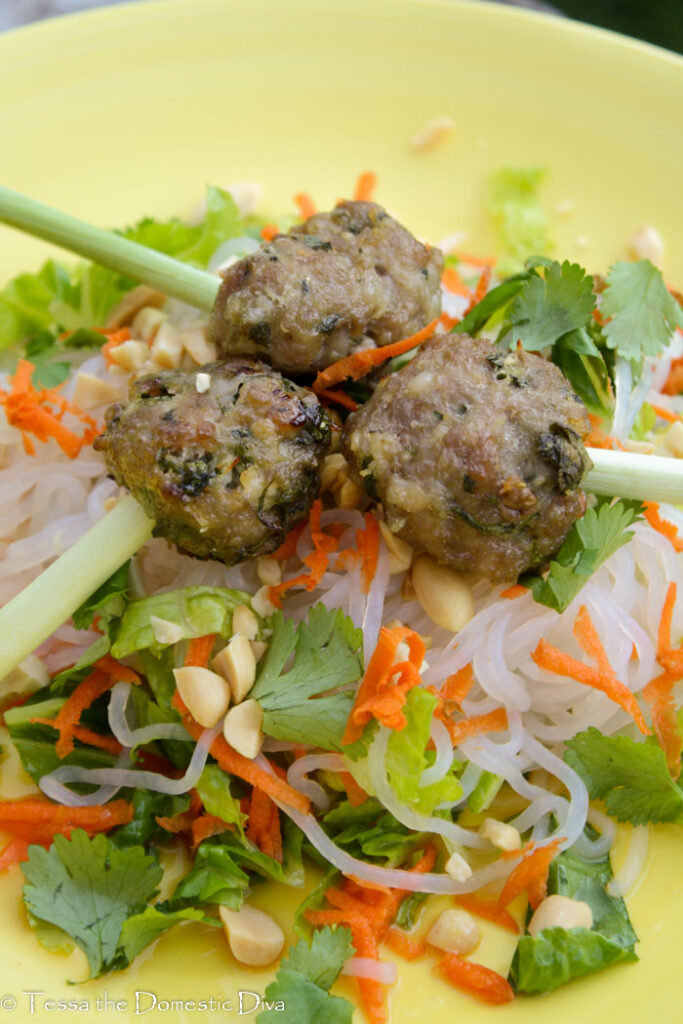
xmin=94 ymin=360 xmax=331 ymax=564
xmin=342 ymin=335 xmax=592 ymax=582
xmin=207 ymin=200 xmax=443 ymax=375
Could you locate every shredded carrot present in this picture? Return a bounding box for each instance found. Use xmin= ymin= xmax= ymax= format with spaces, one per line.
xmin=312 ymin=319 xmax=439 ymax=394
xmin=463 ymin=265 xmax=492 ymax=314
xmin=343 ymin=626 xmax=426 ymax=743
xmin=630 ymin=642 xmax=639 ymax=662
xmin=532 ymin=608 xmax=651 ymax=736
xmin=172 ymin=692 xmax=310 ymax=813
xmin=0 ymin=798 xmax=133 ymax=845
xmin=643 ymin=502 xmax=683 ymax=553
xmin=306 ymin=908 xmax=386 ymax=1024
xmin=353 ymin=171 xmax=378 ymax=203
xmin=640 ymin=583 xmax=683 ymax=777
xmin=439 ymin=311 xmax=459 ymax=331
xmin=438 ymin=953 xmax=514 ymax=1005
xmin=317 ymin=387 xmax=359 ymax=412
xmin=440 ymin=665 xmax=474 ymax=705
xmin=246 ymin=785 xmax=283 ymax=862
xmin=260 ymin=223 xmax=280 ymax=241
xmin=272 ymin=520 xmax=307 ymax=562
xmin=269 ymin=499 xmax=341 ymax=606
xmin=663 ymin=357 xmax=683 ymax=396
xmin=357 ymin=512 xmax=380 ymax=593
xmin=444 ymin=707 xmax=509 ymax=747
xmin=100 ymin=327 xmax=132 ymax=366
xmin=294 ymin=192 xmax=316 ymax=220
xmin=48 ymin=670 xmax=115 ymax=759
xmin=441 ymin=266 xmax=470 ymax=297
xmin=650 ymin=403 xmax=678 ymax=423
xmin=340 ymin=771 xmax=370 ymax=807
xmin=453 ymin=250 xmax=496 ymax=269
xmin=500 ymin=584 xmax=527 ymax=600
xmin=454 ymin=894 xmax=520 ymax=934
xmin=0 ymin=359 xmax=99 ymax=459
xmin=190 ymin=813 xmax=232 ymax=848
xmin=498 ymin=837 xmax=562 ymax=911
xmin=71 ymin=725 xmax=123 ymax=755
xmin=384 ymin=927 xmax=426 ymax=960
xmin=586 ymin=412 xmax=618 ymax=450
xmin=183 ymin=634 xmax=217 ymax=668
xmin=0 ymin=838 xmax=31 ymax=872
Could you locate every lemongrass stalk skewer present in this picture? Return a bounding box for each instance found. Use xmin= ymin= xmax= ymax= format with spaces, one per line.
xmin=1 ymin=187 xmax=683 ymax=683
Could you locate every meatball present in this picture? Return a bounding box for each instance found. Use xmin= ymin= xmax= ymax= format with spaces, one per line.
xmin=342 ymin=334 xmax=592 ymax=582
xmin=207 ymin=200 xmax=443 ymax=375
xmin=94 ymin=360 xmax=331 ymax=564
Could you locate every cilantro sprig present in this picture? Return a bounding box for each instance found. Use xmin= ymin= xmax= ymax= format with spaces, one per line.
xmin=564 ymin=728 xmax=683 ymax=825
xmin=257 ymin=926 xmax=355 ymax=1024
xmin=520 ymin=498 xmax=643 ymax=613
xmin=252 ymin=605 xmax=363 ymax=751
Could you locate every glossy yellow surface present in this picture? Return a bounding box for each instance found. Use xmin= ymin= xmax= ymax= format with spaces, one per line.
xmin=0 ymin=1 xmax=682 ymax=1020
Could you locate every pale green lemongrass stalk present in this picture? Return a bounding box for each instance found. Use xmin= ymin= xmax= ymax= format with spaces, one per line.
xmin=584 ymin=448 xmax=683 ymax=503
xmin=0 ymin=186 xmax=218 ymax=311
xmin=0 ymin=496 xmax=153 ymax=682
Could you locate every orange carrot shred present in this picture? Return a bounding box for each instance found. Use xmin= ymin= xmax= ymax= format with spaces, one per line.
xmin=453 ymin=250 xmax=496 ymax=269
xmin=0 ymin=359 xmax=99 ymax=459
xmin=340 ymin=771 xmax=370 ymax=807
xmin=172 ymin=692 xmax=310 ymax=813
xmin=444 ymin=708 xmax=508 ymax=747
xmin=441 ymin=266 xmax=470 ymax=297
xmin=500 ymin=584 xmax=527 ymax=600
xmin=317 ymin=387 xmax=359 ymax=412
xmin=439 ymin=953 xmax=514 ymax=1005
xmin=357 ymin=512 xmax=380 ymax=593
xmin=384 ymin=927 xmax=426 ymax=960
xmin=100 ymin=327 xmax=132 ymax=366
xmin=650 ymin=403 xmax=678 ymax=423
xmin=184 ymin=634 xmax=217 ymax=668
xmin=498 ymin=837 xmax=563 ymax=911
xmin=0 ymin=838 xmax=31 ymax=872
xmin=532 ymin=608 xmax=651 ymax=736
xmin=191 ymin=813 xmax=232 ymax=848
xmin=353 ymin=171 xmax=378 ymax=202
xmin=272 ymin=520 xmax=307 ymax=561
xmin=312 ymin=319 xmax=438 ymax=394
xmin=49 ymin=670 xmax=115 ymax=759
xmin=663 ymin=357 xmax=683 ymax=396
xmin=643 ymin=502 xmax=683 ymax=552
xmin=294 ymin=192 xmax=316 ymax=220
xmin=71 ymin=725 xmax=123 ymax=755
xmin=343 ymin=626 xmax=426 ymax=743
xmin=454 ymin=894 xmax=520 ymax=934
xmin=463 ymin=265 xmax=492 ymax=314
xmin=269 ymin=499 xmax=341 ymax=606
xmin=440 ymin=665 xmax=474 ymax=705
xmin=260 ymin=223 xmax=280 ymax=241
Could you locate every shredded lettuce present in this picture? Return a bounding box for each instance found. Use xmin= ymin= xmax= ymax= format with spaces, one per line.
xmin=487 ymin=165 xmax=550 ymax=272
xmin=109 ymin=585 xmax=252 ymax=659
xmin=385 ymin=687 xmax=462 ymax=813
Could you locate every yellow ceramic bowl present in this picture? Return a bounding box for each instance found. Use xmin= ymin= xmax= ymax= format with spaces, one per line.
xmin=0 ymin=1 xmax=682 ymax=1021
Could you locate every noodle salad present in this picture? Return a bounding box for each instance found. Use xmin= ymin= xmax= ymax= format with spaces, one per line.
xmin=1 ymin=172 xmax=683 ymax=1021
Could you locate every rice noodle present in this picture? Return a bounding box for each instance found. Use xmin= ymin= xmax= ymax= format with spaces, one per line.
xmin=342 ymin=958 xmax=398 ymax=984
xmin=607 ymin=826 xmax=650 ymax=896
xmin=39 ymin=723 xmax=218 ymax=805
xmin=108 ymin=681 xmax=191 ymax=747
xmin=286 ymin=753 xmax=346 ymax=811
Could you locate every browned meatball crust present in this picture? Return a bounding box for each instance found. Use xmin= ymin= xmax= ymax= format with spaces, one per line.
xmin=207 ymin=201 xmax=443 ymax=375
xmin=342 ymin=335 xmax=592 ymax=582
xmin=94 ymin=360 xmax=331 ymax=564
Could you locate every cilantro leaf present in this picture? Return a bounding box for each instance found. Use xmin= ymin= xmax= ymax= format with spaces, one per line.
xmin=564 ymin=728 xmax=683 ymax=825
xmin=507 ymin=260 xmax=595 ymax=352
xmin=601 ymin=260 xmax=683 ymax=362
xmin=257 ymin=927 xmax=354 ymax=1024
xmin=520 ymin=498 xmax=643 ymax=613
xmin=22 ymin=831 xmax=162 ymax=979
xmin=252 ymin=605 xmax=363 ymax=751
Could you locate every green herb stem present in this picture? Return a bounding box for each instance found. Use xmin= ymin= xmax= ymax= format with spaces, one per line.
xmin=585 ymin=447 xmax=683 ymax=504
xmin=0 ymin=186 xmax=218 ymax=311
xmin=0 ymin=495 xmax=153 ymax=684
